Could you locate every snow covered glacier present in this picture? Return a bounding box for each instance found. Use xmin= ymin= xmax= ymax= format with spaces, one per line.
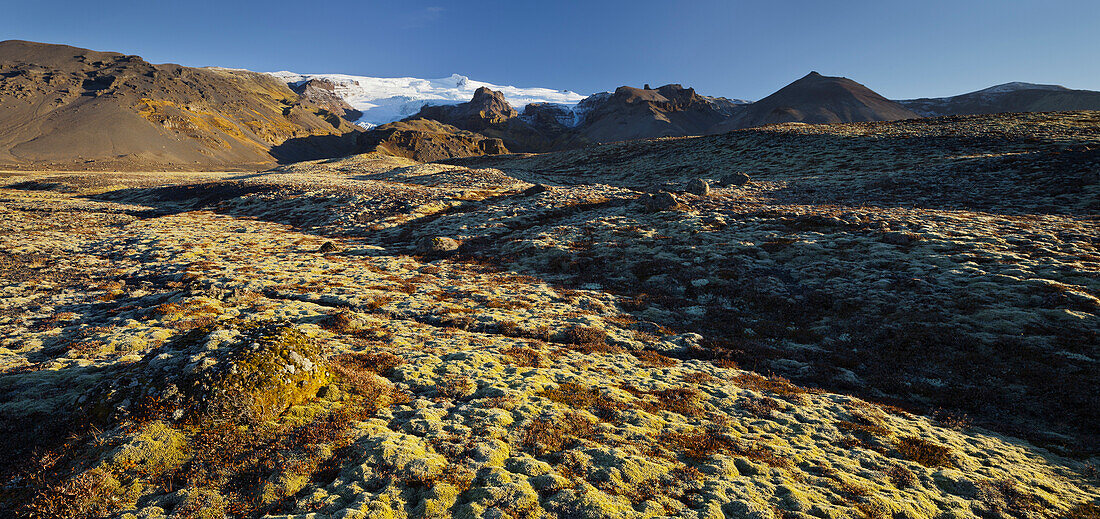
xmin=269 ymin=71 xmax=586 ymax=128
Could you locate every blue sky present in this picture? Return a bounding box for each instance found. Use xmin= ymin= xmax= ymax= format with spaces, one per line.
xmin=2 ymin=0 xmax=1097 ymax=100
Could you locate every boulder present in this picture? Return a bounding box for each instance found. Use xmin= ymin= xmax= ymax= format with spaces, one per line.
xmin=418 ymin=236 xmax=461 ymax=255
xmin=477 ymin=138 xmax=508 ymax=155
xmin=643 ymin=191 xmax=682 ymax=212
xmin=721 ymin=172 xmax=751 ymax=186
xmin=881 ymin=231 xmax=919 ymax=246
xmin=522 ymin=183 xmax=550 ymax=196
xmin=686 ymin=178 xmax=710 ymax=196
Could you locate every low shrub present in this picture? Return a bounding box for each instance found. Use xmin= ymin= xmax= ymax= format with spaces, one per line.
xmin=895 ymin=436 xmax=954 ymax=468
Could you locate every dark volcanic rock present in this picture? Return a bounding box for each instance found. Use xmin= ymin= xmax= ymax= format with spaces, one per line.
xmin=721 ymin=172 xmax=751 ymax=186
xmin=881 ymin=231 xmax=920 ymax=246
xmin=522 ymin=103 xmax=576 ymax=128
xmin=522 ymin=183 xmax=550 ymax=196
xmin=477 ymin=137 xmax=508 ymax=155
xmin=409 ymin=87 xmax=552 ymax=153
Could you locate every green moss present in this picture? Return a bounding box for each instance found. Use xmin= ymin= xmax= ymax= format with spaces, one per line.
xmin=107 ymin=421 xmax=189 ymax=478
xmin=415 ymin=482 xmax=460 ymax=517
xmin=258 ymin=466 xmax=311 ymax=508
xmin=173 ymin=486 xmax=228 ymax=519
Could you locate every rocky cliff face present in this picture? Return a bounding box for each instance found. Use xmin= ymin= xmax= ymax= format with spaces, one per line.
xmin=292 ymin=78 xmax=363 ymax=121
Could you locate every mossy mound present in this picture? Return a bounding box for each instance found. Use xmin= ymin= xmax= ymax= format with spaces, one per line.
xmin=198 ymin=322 xmax=330 ymax=423
xmin=91 ymin=320 xmax=330 ymax=425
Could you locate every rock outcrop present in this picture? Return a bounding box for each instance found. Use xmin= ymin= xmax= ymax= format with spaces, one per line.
xmin=292 ymin=78 xmax=363 ymax=121
xmin=414 ymin=86 xmax=520 ymax=131
xmin=357 ymin=119 xmax=509 ymax=162
xmin=572 ymin=84 xmax=744 ymax=144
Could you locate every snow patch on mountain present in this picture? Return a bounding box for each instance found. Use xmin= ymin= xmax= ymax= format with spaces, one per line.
xmin=269 ymin=72 xmax=586 ymax=128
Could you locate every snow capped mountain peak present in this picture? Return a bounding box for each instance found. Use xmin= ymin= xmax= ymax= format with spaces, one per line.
xmin=268 ymin=71 xmax=586 ymax=128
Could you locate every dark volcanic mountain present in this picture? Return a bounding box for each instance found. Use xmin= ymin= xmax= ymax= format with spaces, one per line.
xmin=717 ymin=72 xmax=919 ymax=130
xmin=0 ymin=40 xmax=361 ymax=170
xmin=572 ymin=84 xmax=744 ymax=143
xmin=363 ymin=72 xmax=1100 ymax=162
xmin=896 ymin=82 xmax=1100 ymax=117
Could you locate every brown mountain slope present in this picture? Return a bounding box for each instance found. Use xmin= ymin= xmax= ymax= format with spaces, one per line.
xmin=717 ymin=71 xmax=919 ymax=130
xmin=0 ymin=40 xmax=360 ymax=171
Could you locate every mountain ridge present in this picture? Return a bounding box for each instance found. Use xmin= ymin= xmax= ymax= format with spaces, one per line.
xmin=897 ymin=81 xmax=1100 ymax=117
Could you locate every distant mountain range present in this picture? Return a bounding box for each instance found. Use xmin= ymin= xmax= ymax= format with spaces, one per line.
xmin=341 ymin=72 xmax=1100 ymax=159
xmin=2 ymin=40 xmax=1099 ymax=169
xmin=404 ymin=72 xmax=1100 ymax=158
